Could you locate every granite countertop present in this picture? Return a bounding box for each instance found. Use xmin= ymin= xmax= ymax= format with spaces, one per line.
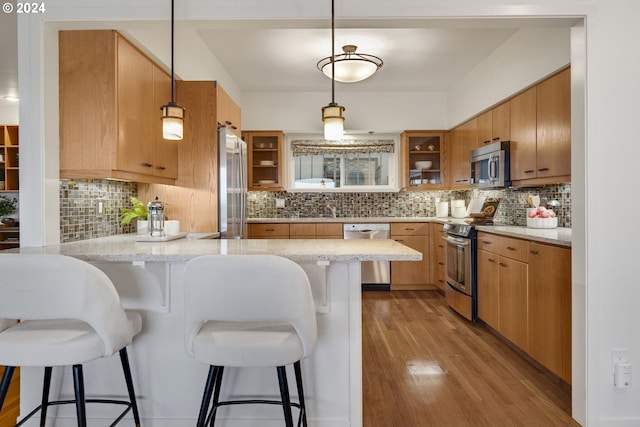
xmin=248 ymin=217 xmax=572 ymax=246
xmin=10 ymin=234 xmax=422 ymax=263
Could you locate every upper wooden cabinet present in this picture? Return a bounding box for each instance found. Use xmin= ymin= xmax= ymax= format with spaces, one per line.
xmin=510 ymin=67 xmax=571 ymax=185
xmin=59 ymin=30 xmax=178 ymax=185
xmin=401 ymin=131 xmax=446 ymax=190
xmin=476 ymin=101 xmax=511 ymax=146
xmin=243 ymin=131 xmax=284 ymax=191
xmin=216 ymin=83 xmax=242 ymax=137
xmin=448 ymin=119 xmax=476 ymax=188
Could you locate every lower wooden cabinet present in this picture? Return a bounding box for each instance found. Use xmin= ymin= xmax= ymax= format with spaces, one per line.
xmin=477 ymin=232 xmax=571 ymax=384
xmin=247 ymin=223 xmax=290 ymax=239
xmin=528 ymin=242 xmax=572 ymax=383
xmin=390 ymin=222 xmax=431 ymax=290
xmin=430 ymin=222 xmax=447 ymax=292
xmin=0 ymin=366 xmax=19 ymax=427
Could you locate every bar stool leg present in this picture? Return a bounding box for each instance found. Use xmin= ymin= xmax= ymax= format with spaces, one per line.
xmin=208 ymin=366 xmax=224 ymax=427
xmin=293 ymin=361 xmax=308 ymax=427
xmin=119 ymin=348 xmax=141 ymax=427
xmin=197 ymin=366 xmax=217 ymax=427
xmin=39 ymin=367 xmax=53 ymax=426
xmin=276 ymin=366 xmax=294 ymax=427
xmin=72 ymin=364 xmax=87 ymax=427
xmin=0 ymin=366 xmax=15 ymax=410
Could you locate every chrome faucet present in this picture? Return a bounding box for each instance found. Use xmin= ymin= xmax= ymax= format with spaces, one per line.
xmin=326 ymin=204 xmax=337 ymax=218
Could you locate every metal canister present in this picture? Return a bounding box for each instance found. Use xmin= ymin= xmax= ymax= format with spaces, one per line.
xmin=147 ymin=196 xmax=165 ymax=237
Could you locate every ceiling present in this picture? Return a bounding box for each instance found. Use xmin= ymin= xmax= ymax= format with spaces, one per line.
xmin=0 ymin=14 xmax=579 ymax=108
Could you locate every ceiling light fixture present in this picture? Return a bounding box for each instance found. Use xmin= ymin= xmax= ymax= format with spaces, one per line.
xmin=321 ymin=0 xmax=345 ymax=140
xmin=318 ymin=44 xmax=383 ymax=83
xmin=2 ymin=96 xmax=19 ymax=103
xmin=160 ymin=0 xmax=185 ymax=141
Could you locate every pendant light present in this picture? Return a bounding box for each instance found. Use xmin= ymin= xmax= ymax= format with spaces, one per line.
xmin=317 ymin=45 xmax=383 ymax=83
xmin=321 ymin=0 xmax=345 ymax=140
xmin=161 ymin=0 xmax=185 ymax=140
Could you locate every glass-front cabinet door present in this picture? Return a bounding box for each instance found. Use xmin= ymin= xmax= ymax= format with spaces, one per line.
xmin=401 ymin=131 xmax=446 ymax=190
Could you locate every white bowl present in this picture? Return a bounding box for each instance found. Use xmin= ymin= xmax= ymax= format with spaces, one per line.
xmin=527 ymin=217 xmax=558 ymax=229
xmin=415 ymin=161 xmax=432 ymax=170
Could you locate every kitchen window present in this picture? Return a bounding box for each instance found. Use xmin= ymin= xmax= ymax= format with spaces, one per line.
xmin=286 ymin=134 xmax=399 ymax=192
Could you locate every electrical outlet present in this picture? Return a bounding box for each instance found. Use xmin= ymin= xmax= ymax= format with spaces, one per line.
xmin=275 ymin=198 xmax=285 ymax=208
xmin=612 ymin=348 xmax=628 ymax=373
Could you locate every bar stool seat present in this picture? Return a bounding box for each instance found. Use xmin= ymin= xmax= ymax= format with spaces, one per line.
xmin=0 ymin=253 xmax=142 ymax=427
xmin=184 ymin=255 xmax=318 ymax=427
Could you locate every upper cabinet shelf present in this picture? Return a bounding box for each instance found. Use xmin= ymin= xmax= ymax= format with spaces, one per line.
xmin=59 ymin=30 xmax=178 ymax=185
xmin=401 ymin=131 xmax=446 ymax=190
xmin=243 ymin=131 xmax=284 ymax=191
xmin=0 ymin=125 xmax=19 ymax=192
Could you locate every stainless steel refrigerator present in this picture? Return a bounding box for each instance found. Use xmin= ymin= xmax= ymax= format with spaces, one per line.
xmin=218 ymin=125 xmax=247 ymax=239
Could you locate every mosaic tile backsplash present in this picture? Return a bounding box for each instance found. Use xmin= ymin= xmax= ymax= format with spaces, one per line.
xmin=60 ymin=179 xmax=138 ymax=243
xmin=248 ymin=183 xmax=572 ymax=228
xmin=60 ymin=179 xmax=571 ymax=243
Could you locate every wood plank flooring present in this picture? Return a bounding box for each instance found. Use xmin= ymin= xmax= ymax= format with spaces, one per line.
xmin=362 ymin=290 xmax=580 ymax=427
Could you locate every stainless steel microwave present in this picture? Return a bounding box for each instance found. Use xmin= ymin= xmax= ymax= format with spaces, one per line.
xmin=469 ymin=141 xmax=511 ymax=188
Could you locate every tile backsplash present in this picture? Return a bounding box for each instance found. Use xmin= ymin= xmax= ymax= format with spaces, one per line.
xmin=60 ymin=179 xmax=138 ymax=243
xmin=60 ymin=179 xmax=571 ymax=243
xmin=248 ymin=183 xmax=572 ymax=228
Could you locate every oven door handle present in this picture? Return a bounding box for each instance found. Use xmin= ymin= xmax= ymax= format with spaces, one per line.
xmin=442 ymin=236 xmax=470 ymax=246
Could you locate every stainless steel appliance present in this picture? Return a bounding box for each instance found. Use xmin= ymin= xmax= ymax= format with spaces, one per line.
xmin=147 ymin=196 xmax=165 ymax=237
xmin=218 ymin=125 xmax=247 ymax=239
xmin=470 ymin=140 xmax=511 ymax=188
xmin=343 ymin=223 xmax=391 ymax=290
xmin=443 ymin=222 xmax=477 ymax=321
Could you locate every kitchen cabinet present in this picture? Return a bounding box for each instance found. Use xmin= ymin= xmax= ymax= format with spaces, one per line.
xmin=0 ymin=366 xmax=19 ymax=427
xmin=430 ymin=222 xmax=447 ymax=292
xmin=0 ymin=126 xmax=18 ymax=192
xmin=243 ymin=131 xmax=284 ymax=191
xmin=448 ymin=119 xmax=476 ymax=188
xmin=477 ymin=232 xmax=529 ymax=351
xmin=289 ymin=222 xmax=342 ymax=239
xmin=510 ymin=67 xmax=571 ymax=185
xmin=248 ymin=223 xmax=290 ymax=239
xmin=216 ymin=83 xmax=242 ymax=137
xmin=401 ymin=131 xmax=446 ymax=190
xmin=390 ymin=222 xmax=431 ymax=290
xmin=59 ymin=30 xmax=177 ymax=185
xmin=476 ymin=101 xmax=511 ymax=146
xmin=528 ymin=242 xmax=572 ymax=383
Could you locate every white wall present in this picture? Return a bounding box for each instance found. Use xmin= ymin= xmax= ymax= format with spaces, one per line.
xmin=16 ymin=1 xmax=640 ymax=426
xmin=0 ymin=105 xmax=18 ymax=124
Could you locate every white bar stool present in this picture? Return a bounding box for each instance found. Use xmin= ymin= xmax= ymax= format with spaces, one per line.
xmin=0 ymin=254 xmax=142 ymax=426
xmin=184 ymin=255 xmax=318 ymax=427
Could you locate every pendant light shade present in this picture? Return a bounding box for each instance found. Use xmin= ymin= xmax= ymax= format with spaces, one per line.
xmin=161 ymin=0 xmax=185 ymax=141
xmin=321 ymin=0 xmax=345 ymax=140
xmin=317 ymin=45 xmax=383 ymax=83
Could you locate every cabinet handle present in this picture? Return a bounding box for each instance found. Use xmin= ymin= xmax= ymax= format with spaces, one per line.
xmin=455 ymin=179 xmax=469 ymax=183
xmin=438 ymin=244 xmax=444 ymax=248
xmin=530 ymin=250 xmax=540 ymax=255
xmin=538 ymin=167 xmax=549 ymax=172
xmin=488 ymin=258 xmax=497 ymax=263
xmin=482 ymin=240 xmax=491 ymax=245
xmin=266 ymin=228 xmax=275 ymax=232
xmin=225 ymin=121 xmax=232 ymax=125
xmin=482 ymin=140 xmax=491 ymax=144
xmin=396 ymin=239 xmax=405 ymax=243
xmin=492 ymin=137 xmax=501 ymax=141
xmin=404 ymin=228 xmax=415 ymax=231
xmin=438 ymin=262 xmax=444 ymax=266
xmin=140 ymin=162 xmax=153 ymax=168
xmin=499 ymin=262 xmax=508 ymax=267
xmin=156 ymin=166 xmax=166 ymax=170
xmin=524 ymin=170 xmax=535 ymax=174
xmin=506 ymin=246 xmax=516 ymax=251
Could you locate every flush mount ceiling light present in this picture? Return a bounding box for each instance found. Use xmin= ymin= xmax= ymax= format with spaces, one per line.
xmin=321 ymin=0 xmax=345 ymax=140
xmin=160 ymin=0 xmax=185 ymax=141
xmin=2 ymin=96 xmax=19 ymax=103
xmin=317 ymin=44 xmax=383 ymax=83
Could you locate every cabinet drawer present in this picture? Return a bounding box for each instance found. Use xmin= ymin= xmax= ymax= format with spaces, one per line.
xmin=477 ymin=232 xmax=501 ymax=252
xmin=391 ymin=222 xmax=429 ymax=236
xmin=248 ymin=223 xmax=290 ymax=238
xmin=498 ymin=237 xmax=528 ymax=263
xmin=289 ymin=223 xmax=316 ymax=237
xmin=316 ymin=223 xmax=343 ymax=238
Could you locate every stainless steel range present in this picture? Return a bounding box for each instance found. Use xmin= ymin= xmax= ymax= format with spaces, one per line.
xmin=442 ymin=222 xmax=478 ymax=321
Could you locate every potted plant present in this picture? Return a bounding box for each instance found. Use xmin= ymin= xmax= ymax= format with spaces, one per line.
xmin=0 ymin=195 xmax=17 ymax=226
xmin=120 ymin=196 xmax=148 ymax=234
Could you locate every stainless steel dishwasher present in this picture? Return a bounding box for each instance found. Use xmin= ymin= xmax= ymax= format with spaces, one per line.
xmin=343 ymin=223 xmax=391 ymax=291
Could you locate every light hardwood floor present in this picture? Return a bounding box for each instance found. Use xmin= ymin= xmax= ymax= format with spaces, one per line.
xmin=362 ymin=290 xmax=580 ymax=427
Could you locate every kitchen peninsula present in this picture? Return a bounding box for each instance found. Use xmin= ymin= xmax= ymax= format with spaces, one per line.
xmin=8 ymin=236 xmax=420 ymax=427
